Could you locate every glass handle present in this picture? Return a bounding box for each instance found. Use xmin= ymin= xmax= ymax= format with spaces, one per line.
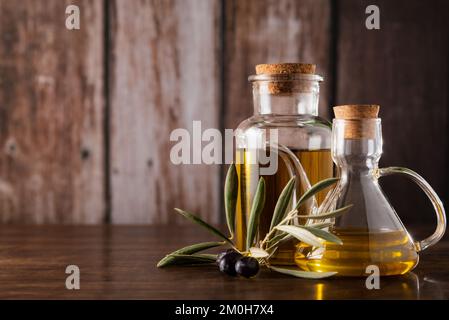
xmin=268 ymin=142 xmax=318 ymax=212
xmin=378 ymin=167 xmax=446 ymax=252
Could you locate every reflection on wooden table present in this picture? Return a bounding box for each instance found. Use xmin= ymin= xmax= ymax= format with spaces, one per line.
xmin=0 ymin=225 xmax=447 ymax=299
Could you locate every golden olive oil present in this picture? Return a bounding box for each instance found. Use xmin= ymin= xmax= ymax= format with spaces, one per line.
xmin=295 ymin=228 xmax=419 ymax=276
xmin=235 ymin=148 xmax=333 ymax=265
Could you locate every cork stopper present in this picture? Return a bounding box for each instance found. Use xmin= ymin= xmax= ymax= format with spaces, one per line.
xmin=254 ymin=63 xmax=317 ymax=94
xmin=255 ymin=63 xmax=316 ymax=75
xmin=333 ymin=105 xmax=380 ymax=139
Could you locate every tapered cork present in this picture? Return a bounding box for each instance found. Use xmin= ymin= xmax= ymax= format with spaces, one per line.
xmin=334 ymin=105 xmax=379 ymax=119
xmin=254 ymin=63 xmax=317 ymax=94
xmin=333 ymin=105 xmax=380 ymax=139
xmin=255 ymin=63 xmax=316 ymax=75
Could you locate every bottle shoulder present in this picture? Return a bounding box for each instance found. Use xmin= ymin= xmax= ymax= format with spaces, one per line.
xmin=235 ymin=115 xmax=332 ymax=150
xmin=236 ymin=114 xmax=332 ymax=131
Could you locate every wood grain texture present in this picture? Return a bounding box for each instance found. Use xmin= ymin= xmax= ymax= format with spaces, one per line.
xmin=109 ymin=0 xmax=221 ymax=224
xmin=0 ymin=0 xmax=104 ymax=223
xmin=0 ymin=225 xmax=448 ymax=299
xmin=1 ymin=0 xmax=448 ymax=226
xmin=336 ymin=0 xmax=449 ymax=224
xmin=224 ymin=0 xmax=333 ymax=130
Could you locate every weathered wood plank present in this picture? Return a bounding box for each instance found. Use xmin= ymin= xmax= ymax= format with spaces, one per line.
xmin=336 ymin=0 xmax=449 ymax=223
xmin=109 ymin=0 xmax=221 ymax=224
xmin=224 ymin=0 xmax=333 ymax=130
xmin=0 ymin=0 xmax=105 ymax=223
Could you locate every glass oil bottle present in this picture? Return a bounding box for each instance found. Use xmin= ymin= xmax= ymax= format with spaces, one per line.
xmin=234 ymin=63 xmax=333 ymax=265
xmin=295 ymin=105 xmax=446 ymax=276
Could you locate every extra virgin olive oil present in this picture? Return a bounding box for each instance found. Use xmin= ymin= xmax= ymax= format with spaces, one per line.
xmin=235 ymin=148 xmax=333 ymax=265
xmin=295 ymin=229 xmax=419 ymax=276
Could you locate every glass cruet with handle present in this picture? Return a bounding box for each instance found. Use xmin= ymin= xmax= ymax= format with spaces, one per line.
xmin=295 ymin=104 xmax=446 ymax=276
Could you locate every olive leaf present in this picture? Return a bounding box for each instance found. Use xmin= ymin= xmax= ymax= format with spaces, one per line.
xmin=249 ymin=247 xmax=269 ymax=258
xmin=267 ymin=232 xmax=288 ymax=245
xmin=193 ymin=253 xmax=218 ymax=260
xmin=224 ymin=163 xmax=238 ymax=238
xmin=160 ymin=253 xmax=217 ymax=266
xmin=269 ymin=176 xmax=296 ymax=231
xmin=297 ymin=204 xmax=353 ymax=220
xmin=269 ymin=266 xmax=337 ymax=279
xmin=266 ymin=233 xmax=293 ymax=251
xmin=157 ymin=241 xmax=225 ymax=268
xmin=246 ymin=177 xmax=266 ymax=249
xmin=306 ymin=222 xmax=333 ymax=229
xmin=299 ymin=226 xmax=343 ymax=245
xmin=295 ymin=177 xmax=339 ymax=210
xmin=266 ymin=223 xmax=333 ymax=251
xmin=275 ymin=225 xmax=324 ymax=248
xmin=175 ymin=208 xmax=233 ymax=245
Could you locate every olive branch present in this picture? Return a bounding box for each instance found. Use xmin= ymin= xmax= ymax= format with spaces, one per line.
xmin=157 ymin=163 xmax=352 ymax=279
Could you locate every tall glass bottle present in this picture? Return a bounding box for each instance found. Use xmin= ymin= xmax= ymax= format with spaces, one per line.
xmin=234 ymin=63 xmax=333 ymax=265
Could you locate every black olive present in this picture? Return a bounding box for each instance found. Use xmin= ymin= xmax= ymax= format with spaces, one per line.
xmin=217 ymin=250 xmax=242 ymax=276
xmin=216 ymin=249 xmax=239 ymax=265
xmin=235 ymin=257 xmax=259 ymax=278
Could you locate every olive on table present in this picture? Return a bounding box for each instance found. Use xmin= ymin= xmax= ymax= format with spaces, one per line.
xmin=235 ymin=257 xmax=259 ymax=278
xmin=217 ymin=250 xmax=242 ymax=277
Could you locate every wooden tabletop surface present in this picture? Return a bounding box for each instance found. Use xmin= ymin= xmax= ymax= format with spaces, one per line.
xmin=0 ymin=225 xmax=448 ymax=300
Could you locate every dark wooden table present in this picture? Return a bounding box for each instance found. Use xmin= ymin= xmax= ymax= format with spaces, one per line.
xmin=0 ymin=225 xmax=448 ymax=299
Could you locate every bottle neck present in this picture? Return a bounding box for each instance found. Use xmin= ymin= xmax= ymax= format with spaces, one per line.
xmin=333 ymin=138 xmax=382 ymax=183
xmin=253 ymin=92 xmax=319 ymax=116
xmin=252 ymin=80 xmax=320 ymax=116
xmin=339 ymin=159 xmax=379 ymax=180
xmin=332 ymin=119 xmax=383 ymax=180
xmin=333 ymin=139 xmax=381 ymax=175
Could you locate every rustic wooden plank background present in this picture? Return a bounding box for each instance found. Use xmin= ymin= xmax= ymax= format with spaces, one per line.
xmin=0 ymin=0 xmax=448 ymax=224
xmin=0 ymin=0 xmax=104 ymax=223
xmin=109 ymin=0 xmax=221 ymax=224
xmin=223 ymin=0 xmax=333 ymax=130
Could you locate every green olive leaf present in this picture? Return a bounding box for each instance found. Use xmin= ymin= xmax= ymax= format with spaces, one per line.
xmin=269 ymin=266 xmax=337 ymax=279
xmin=267 ymin=231 xmax=287 ymax=244
xmin=246 ymin=177 xmax=266 ymax=249
xmin=275 ymin=225 xmax=324 ymax=248
xmin=224 ymin=163 xmax=238 ymax=238
xmin=159 ymin=253 xmax=217 ymax=266
xmin=157 ymin=241 xmax=225 ymax=268
xmin=295 ymin=177 xmax=339 ymax=210
xmin=266 ymin=223 xmax=333 ymax=251
xmin=266 ymin=233 xmax=293 ymax=251
xmin=192 ymin=253 xmax=218 ymax=260
xmin=298 ymin=226 xmax=343 ymax=245
xmin=269 ymin=176 xmax=296 ymax=231
xmin=297 ymin=204 xmax=353 ymax=220
xmin=175 ymin=208 xmax=233 ymax=245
